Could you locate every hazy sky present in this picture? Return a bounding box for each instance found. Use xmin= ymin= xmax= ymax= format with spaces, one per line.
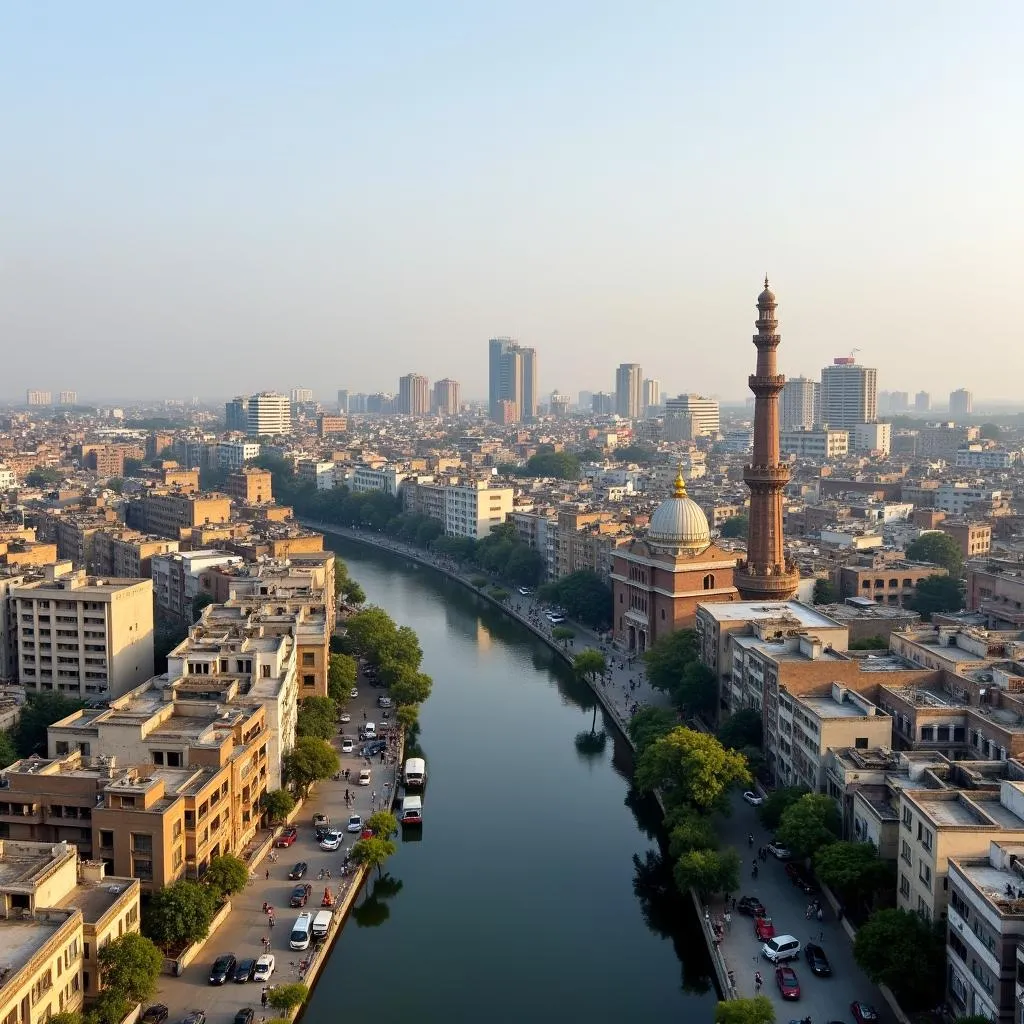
xmin=2 ymin=3 xmax=1022 ymax=404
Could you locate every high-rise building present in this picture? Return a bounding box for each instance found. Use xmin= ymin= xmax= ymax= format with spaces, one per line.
xmin=225 ymin=396 xmax=249 ymax=431
xmin=780 ymin=376 xmax=819 ymax=430
xmin=950 ymin=388 xmax=973 ymax=417
xmin=290 ymin=387 xmax=314 ymax=404
xmin=664 ymin=394 xmax=720 ymax=436
xmin=26 ymin=390 xmax=51 ymax=406
xmin=399 ymin=373 xmax=430 ymax=415
xmin=820 ymin=358 xmax=878 ymax=428
xmin=488 ymin=338 xmax=537 ymax=421
xmin=642 ymin=378 xmax=661 ymax=414
xmin=549 ymin=390 xmax=571 ymax=417
xmin=337 ymin=389 xmax=350 ymax=413
xmin=431 ymin=378 xmax=460 ymax=416
xmin=736 ymin=278 xmax=799 ymax=602
xmin=578 ymin=390 xmax=594 ymax=411
xmin=349 ymin=393 xmax=367 ymax=414
xmin=915 ymin=391 xmax=931 ymax=412
xmin=246 ymin=392 xmax=291 ymax=436
xmin=591 ymin=392 xmax=615 ymax=415
xmin=615 ymin=363 xmax=643 ymax=418
xmin=58 ymin=390 xmax=77 ymax=405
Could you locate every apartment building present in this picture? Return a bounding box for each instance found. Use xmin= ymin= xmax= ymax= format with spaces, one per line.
xmin=297 ymin=460 xmax=336 ymax=491
xmin=132 ymin=490 xmax=232 ymax=540
xmin=0 ymin=839 xmax=139 ymax=1024
xmin=444 ymin=481 xmax=513 ymax=540
xmin=0 ymin=540 xmax=58 ymax=569
xmin=81 ymin=443 xmax=145 ymax=477
xmin=780 ymin=426 xmax=849 ymax=461
xmin=918 ymin=423 xmax=980 ymax=459
xmin=947 ymin=841 xmax=1024 ymax=1021
xmin=0 ymin=466 xmax=16 ymax=490
xmin=957 ymin=446 xmax=1019 ymax=470
xmin=936 ymin=484 xmax=1009 ymax=517
xmin=351 ymin=465 xmax=408 ymax=496
xmin=35 ymin=508 xmax=121 ymax=570
xmin=224 ymin=466 xmax=273 ymax=506
xmin=151 ymin=550 xmax=243 ymax=622
xmin=92 ymin=529 xmax=179 ymax=580
xmin=664 ymin=394 xmax=720 ymax=436
xmin=317 ymin=414 xmax=348 ymax=437
xmin=969 ymin=560 xmax=1024 ymax=630
xmin=217 ymin=440 xmax=261 ymax=470
xmin=836 ymin=560 xmax=947 ymax=607
xmin=245 ymin=392 xmax=291 ymax=437
xmin=11 ymin=566 xmax=154 ymax=699
xmin=942 ymin=521 xmax=993 ymax=560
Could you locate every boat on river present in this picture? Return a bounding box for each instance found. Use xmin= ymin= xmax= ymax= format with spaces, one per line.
xmin=403 ymin=757 xmax=427 ymax=789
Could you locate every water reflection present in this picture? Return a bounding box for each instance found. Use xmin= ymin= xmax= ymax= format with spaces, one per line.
xmin=352 ymin=873 xmax=404 ymax=929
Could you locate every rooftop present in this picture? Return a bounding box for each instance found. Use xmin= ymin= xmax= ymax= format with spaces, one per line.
xmin=56 ymin=875 xmax=136 ymax=923
xmin=697 ymin=600 xmax=843 ymax=629
xmin=0 ymin=914 xmax=73 ymax=983
xmin=801 ymin=694 xmax=877 ymax=719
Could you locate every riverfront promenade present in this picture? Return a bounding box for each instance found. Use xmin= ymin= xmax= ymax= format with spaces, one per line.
xmin=153 ymin=682 xmax=400 ymax=1024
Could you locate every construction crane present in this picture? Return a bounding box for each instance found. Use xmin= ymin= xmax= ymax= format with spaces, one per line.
xmin=850 ymin=348 xmax=861 ymax=360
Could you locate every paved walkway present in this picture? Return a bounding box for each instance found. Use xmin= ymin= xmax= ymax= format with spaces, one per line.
xmin=154 ymin=680 xmax=399 ymax=1024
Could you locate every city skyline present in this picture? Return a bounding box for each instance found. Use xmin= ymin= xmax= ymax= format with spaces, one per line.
xmin=2 ymin=5 xmax=1022 ymax=401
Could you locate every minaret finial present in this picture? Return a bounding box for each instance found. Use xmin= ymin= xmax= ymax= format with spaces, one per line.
xmin=764 ymin=273 xmax=769 ymax=290
xmin=672 ymin=464 xmax=687 ymax=498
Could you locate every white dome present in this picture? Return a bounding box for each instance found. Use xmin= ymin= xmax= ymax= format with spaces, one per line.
xmin=647 ymin=471 xmax=711 ymax=555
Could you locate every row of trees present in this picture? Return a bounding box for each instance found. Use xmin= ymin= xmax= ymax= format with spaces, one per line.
xmin=643 ymin=629 xmax=718 ymax=720
xmin=536 ymin=570 xmax=613 ymax=630
xmin=497 ymin=448 xmax=581 ymax=480
xmin=0 ymin=691 xmax=86 ymax=769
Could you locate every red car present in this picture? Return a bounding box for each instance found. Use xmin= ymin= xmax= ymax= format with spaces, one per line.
xmin=275 ymin=827 xmax=298 ymax=848
xmin=754 ymin=916 xmax=776 ymax=941
xmin=775 ymin=965 xmax=800 ymax=1000
xmin=850 ymin=1003 xmax=880 ymax=1024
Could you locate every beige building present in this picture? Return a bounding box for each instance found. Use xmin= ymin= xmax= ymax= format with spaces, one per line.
xmin=12 ymin=566 xmax=154 ymax=699
xmin=35 ymin=509 xmax=121 ymax=570
xmin=132 ymin=490 xmax=232 ymax=540
xmin=836 ymin=560 xmax=947 ymax=607
xmin=941 ymin=521 xmax=992 ymax=560
xmin=444 ymin=481 xmax=513 ymax=540
xmin=92 ymin=529 xmax=179 ymax=580
xmin=224 ymin=467 xmax=273 ymax=505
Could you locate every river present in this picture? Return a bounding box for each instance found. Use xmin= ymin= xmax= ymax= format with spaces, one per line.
xmin=301 ymin=534 xmax=716 ymax=1022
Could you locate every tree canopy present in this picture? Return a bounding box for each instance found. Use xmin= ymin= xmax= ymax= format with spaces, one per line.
xmin=143 ymin=879 xmax=217 ymax=949
xmin=714 ymin=995 xmax=776 ymax=1024
xmin=390 ymin=670 xmax=433 ymax=708
xmin=853 ymin=908 xmax=946 ymax=1008
xmin=717 ymin=708 xmax=762 ymax=751
xmin=719 ymin=516 xmax=748 ymax=539
xmin=757 ymin=786 xmax=808 ymax=830
xmin=267 ymin=983 xmax=309 ymax=1013
xmin=910 ymin=575 xmax=965 ymax=620
xmin=296 ymin=696 xmax=338 ymax=740
xmin=627 ymin=706 xmax=677 ymax=755
xmin=673 ymin=847 xmax=740 ymax=897
xmin=667 ymin=807 xmax=718 ymax=858
xmin=350 ymin=836 xmax=397 ymax=877
xmin=283 ymin=736 xmax=340 ymax=796
xmin=572 ymin=649 xmax=606 ymax=682
xmin=328 ymin=653 xmax=358 ymax=702
xmin=905 ymin=532 xmax=964 ymax=575
xmin=344 ymin=607 xmax=423 ymax=669
xmin=813 ymin=841 xmax=893 ymax=907
xmin=776 ymin=793 xmax=840 ymax=858
xmin=97 ymin=932 xmax=163 ymax=1006
xmin=13 ymin=692 xmax=85 ymax=757
xmin=537 ymin=571 xmax=613 ymax=630
xmin=521 ymin=450 xmax=580 ymax=479
xmin=204 ymin=853 xmax=249 ymax=897
xmin=812 ymin=577 xmax=837 ymax=605
xmin=261 ymin=789 xmax=295 ymax=822
xmin=643 ymin=630 xmax=717 ymax=715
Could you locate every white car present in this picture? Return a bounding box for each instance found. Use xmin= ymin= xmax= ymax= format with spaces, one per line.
xmin=341 ymin=738 xmax=354 ymax=753
xmin=742 ymin=790 xmax=764 ymax=807
xmin=346 ymin=814 xmax=363 ymax=833
xmin=339 ymin=712 xmax=351 ymax=723
xmin=349 ymin=688 xmax=358 ymax=699
xmin=319 ymin=832 xmax=342 ymax=852
xmin=377 ymin=696 xmax=392 ymax=709
xmin=358 ymin=768 xmax=371 ymax=786
xmin=252 ymin=954 xmax=275 ymax=983
xmin=767 ymin=840 xmax=792 ymax=859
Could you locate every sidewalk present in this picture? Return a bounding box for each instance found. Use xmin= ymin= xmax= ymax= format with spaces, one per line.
xmin=154 ymin=682 xmax=399 ymax=1024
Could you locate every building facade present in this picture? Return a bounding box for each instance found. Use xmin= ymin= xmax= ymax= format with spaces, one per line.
xmin=398 ymin=373 xmax=429 ymax=415
xmin=615 ymin=363 xmax=643 ymax=419
xmin=245 ymin=392 xmax=291 ymax=437
xmin=820 ymin=358 xmax=878 ymax=428
xmin=780 ymin=376 xmax=820 ymax=431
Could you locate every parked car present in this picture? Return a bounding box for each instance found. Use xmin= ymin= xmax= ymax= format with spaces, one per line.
xmin=767 ymin=839 xmax=792 ymax=859
xmin=775 ymin=965 xmax=801 ymax=1000
xmin=288 ymin=862 xmax=308 ymax=880
xmin=804 ymin=942 xmax=832 ymax=977
xmin=742 ymin=790 xmax=763 ymax=806
xmin=234 ymin=1010 xmax=254 ymax=1024
xmin=518 ymin=587 xmax=532 ymax=595
xmin=252 ymin=954 xmax=275 ymax=983
xmin=142 ymin=1006 xmax=168 ymax=1024
xmin=341 ymin=738 xmax=354 ymax=753
xmin=181 ymin=1012 xmax=207 ymax=1024
xmin=312 ymin=813 xmax=330 ymax=828
xmin=785 ymin=862 xmax=819 ymax=893
xmin=754 ymin=916 xmax=776 ymax=941
xmin=339 ymin=712 xmax=351 ymax=723
xmin=232 ymin=958 xmax=255 ymax=983
xmin=737 ymin=896 xmax=766 ymax=917
xmin=289 ymin=884 xmax=309 ymax=908
xmin=209 ymin=954 xmax=237 ymax=985
xmin=346 ymin=814 xmax=363 ymax=832
xmin=349 ymin=688 xmax=359 ymax=699
xmin=275 ymin=827 xmax=298 ymax=848
xmin=850 ymin=1002 xmax=880 ymax=1023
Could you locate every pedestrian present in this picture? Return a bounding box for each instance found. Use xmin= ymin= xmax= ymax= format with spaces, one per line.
xmin=265 ymin=868 xmax=269 ymax=880
xmin=723 ymin=910 xmax=731 ymax=932
xmin=754 ymin=970 xmax=762 ymax=993
xmin=269 ymin=915 xmax=275 ymax=928
xmin=816 ymin=906 xmax=824 ymax=922
xmin=261 ymin=991 xmax=268 ymax=1009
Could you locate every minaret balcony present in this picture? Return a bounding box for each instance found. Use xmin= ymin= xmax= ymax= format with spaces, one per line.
xmin=748 ymin=374 xmax=785 ymax=391
xmin=743 ymin=464 xmax=791 ymax=484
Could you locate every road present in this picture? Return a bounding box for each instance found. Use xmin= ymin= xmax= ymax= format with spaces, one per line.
xmin=153 ymin=680 xmax=398 ymax=1024
xmin=711 ymin=794 xmax=893 ymax=1022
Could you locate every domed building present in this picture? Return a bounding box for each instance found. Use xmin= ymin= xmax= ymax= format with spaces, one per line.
xmin=611 ymin=470 xmax=739 ymax=652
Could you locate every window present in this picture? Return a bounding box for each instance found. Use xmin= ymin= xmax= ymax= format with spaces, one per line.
xmin=854 ymin=737 xmax=868 ymax=749
xmin=919 ymin=862 xmax=932 ymax=889
xmin=302 ymin=652 xmax=315 ymax=667
xmin=899 ymin=874 xmax=910 ymax=897
xmin=303 ymin=674 xmax=315 ymax=688
xmin=921 ymin=726 xmax=935 ymax=741
xmin=167 ymin=751 xmax=181 ymax=767
xmin=901 ymin=840 xmax=912 ymax=865
xmin=152 ymin=752 xmax=164 ymax=766
xmin=98 ymin=831 xmax=114 ymax=849
xmin=902 ymin=807 xmax=913 ymax=831
xmin=260 ymin=664 xmax=271 ymax=678
xmin=703 ymin=574 xmax=715 ymax=590
xmin=131 ymin=833 xmax=153 ymax=853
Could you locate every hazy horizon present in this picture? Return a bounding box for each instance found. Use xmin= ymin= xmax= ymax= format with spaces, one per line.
xmin=2 ymin=3 xmax=1021 ymax=402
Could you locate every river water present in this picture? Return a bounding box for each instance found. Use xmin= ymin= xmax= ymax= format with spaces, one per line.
xmin=302 ymin=535 xmax=716 ymax=1022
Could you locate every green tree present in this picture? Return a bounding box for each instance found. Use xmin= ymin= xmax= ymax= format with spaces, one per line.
xmin=717 ymin=708 xmax=762 ymax=750
xmin=0 ymin=731 xmax=17 ymax=769
xmin=282 ymin=736 xmax=340 ymax=797
xmin=674 ymin=660 xmax=718 ymax=716
xmin=536 ymin=570 xmax=613 ymax=629
xmin=644 ymin=629 xmax=699 ymax=693
xmin=97 ymin=932 xmax=163 ymax=1005
xmin=714 ymin=996 xmax=775 ymax=1024
xmin=327 ymin=652 xmax=358 ymax=702
xmin=812 ymin=577 xmax=838 ymax=604
xmin=635 ymin=727 xmax=751 ymax=813
xmin=667 ymin=807 xmax=718 ymax=857
xmin=813 ymin=841 xmax=893 ymax=907
xmin=204 ymin=853 xmax=249 ymax=897
xmin=757 ymin=786 xmax=809 ymax=830
xmin=296 ymin=696 xmax=338 ymax=740
xmin=261 ymin=789 xmax=295 ymax=822
xmin=910 ymin=575 xmax=965 ymax=620
xmin=551 ymin=625 xmax=575 ymax=647
xmin=572 ymin=649 xmax=606 ymax=683
xmin=48 ymin=1014 xmax=83 ymax=1024
xmin=341 ymin=579 xmax=366 ymax=605
xmin=627 ymin=706 xmax=676 ymax=754
xmin=776 ymin=793 xmax=840 ymax=858
xmin=25 ymin=467 xmax=64 ymax=487
xmin=143 ymin=879 xmax=217 ymax=948
xmin=191 ymin=592 xmax=215 ymax=622
xmin=395 ymin=704 xmax=419 ymax=731
xmin=673 ymin=847 xmax=740 ymax=896
xmin=848 ymin=634 xmax=888 ymax=650
xmin=905 ymin=532 xmax=964 ymax=575
xmin=104 ymin=477 xmax=124 ymax=494
xmin=366 ymin=811 xmax=399 ymax=841
xmin=853 ymin=908 xmax=946 ymax=1008
xmin=719 ymin=516 xmax=748 ymax=539
xmin=390 ymin=670 xmax=433 ymax=708
xmin=88 ymin=991 xmax=130 ymax=1024
xmin=13 ymin=692 xmax=85 ymax=757
xmin=349 ymin=835 xmax=397 ymax=877
xmin=504 ymin=545 xmax=546 ymax=586
xmin=267 ymin=983 xmax=310 ymax=1014
xmin=522 ymin=450 xmax=580 ymax=479
xmin=979 ymin=422 xmax=1001 ymax=440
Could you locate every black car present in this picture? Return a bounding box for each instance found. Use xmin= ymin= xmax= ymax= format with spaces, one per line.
xmin=142 ymin=1006 xmax=168 ymax=1024
xmin=288 ymin=862 xmax=308 ymax=880
xmin=233 ymin=958 xmax=256 ymax=983
xmin=314 ymin=826 xmax=333 ymax=841
xmin=181 ymin=1013 xmax=207 ymax=1024
xmin=209 ymin=954 xmax=237 ymax=985
xmin=805 ymin=942 xmax=832 ymax=977
xmin=234 ymin=1010 xmax=254 ymax=1024
xmin=737 ymin=896 xmax=766 ymax=917
xmin=290 ymin=884 xmax=309 ymax=907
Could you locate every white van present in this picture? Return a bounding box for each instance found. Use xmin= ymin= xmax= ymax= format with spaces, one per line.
xmin=761 ymin=934 xmax=801 ymax=963
xmin=403 ymin=757 xmax=426 ymax=789
xmin=364 ymin=722 xmax=377 ymax=739
xmin=311 ymin=909 xmax=333 ymax=939
xmin=400 ymin=795 xmax=422 ymax=825
xmin=289 ymin=912 xmax=313 ymax=951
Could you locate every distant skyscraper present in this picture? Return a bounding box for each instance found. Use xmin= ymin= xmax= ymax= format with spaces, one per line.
xmin=58 ymin=391 xmax=77 ymax=406
xmin=349 ymin=393 xmax=368 ymax=414
xmin=398 ymin=374 xmax=430 ymax=415
xmin=225 ymin=396 xmax=249 ymax=431
xmin=820 ymin=358 xmax=878 ymax=428
xmin=337 ymin=389 xmax=350 ymax=414
xmin=520 ymin=347 xmax=538 ymax=420
xmin=591 ymin=392 xmax=615 ymax=415
xmin=890 ymin=391 xmax=909 ymax=413
xmin=488 ymin=337 xmax=537 ymax=421
xmin=780 ymin=377 xmax=819 ymax=430
xmin=915 ymin=391 xmax=931 ymax=412
xmin=578 ymin=390 xmax=594 ymax=411
xmin=615 ymin=363 xmax=643 ymax=418
xmin=290 ymin=387 xmax=314 ymax=404
xmin=246 ymin=392 xmax=291 ymax=436
xmin=664 ymin=395 xmax=720 ymax=436
xmin=431 ymin=378 xmax=460 ymax=416
xmin=26 ymin=390 xmax=51 ymax=406
xmin=949 ymin=388 xmax=973 ymax=417
xmin=549 ymin=390 xmax=571 ymax=417
xmin=642 ymin=379 xmax=660 ymax=414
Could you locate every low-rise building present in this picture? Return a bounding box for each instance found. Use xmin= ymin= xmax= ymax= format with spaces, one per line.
xmin=836 ymin=559 xmax=947 ymax=608
xmin=216 ymin=440 xmax=261 ymax=470
xmin=942 ymin=521 xmax=993 ymax=560
xmin=969 ymin=559 xmax=1024 ymax=630
xmin=92 ymin=529 xmax=179 ymax=579
xmin=131 ymin=490 xmax=232 ymax=540
xmin=224 ymin=467 xmax=273 ymax=506
xmin=444 ymin=481 xmax=513 ymax=540
xmin=152 ymin=550 xmax=243 ymax=622
xmin=780 ymin=426 xmax=849 ymax=461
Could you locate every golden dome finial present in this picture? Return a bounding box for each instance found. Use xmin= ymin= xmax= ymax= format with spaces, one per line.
xmin=673 ymin=465 xmax=687 ymax=498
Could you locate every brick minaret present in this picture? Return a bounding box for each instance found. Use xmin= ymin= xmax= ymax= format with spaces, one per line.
xmin=735 ymin=277 xmax=799 ymax=601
